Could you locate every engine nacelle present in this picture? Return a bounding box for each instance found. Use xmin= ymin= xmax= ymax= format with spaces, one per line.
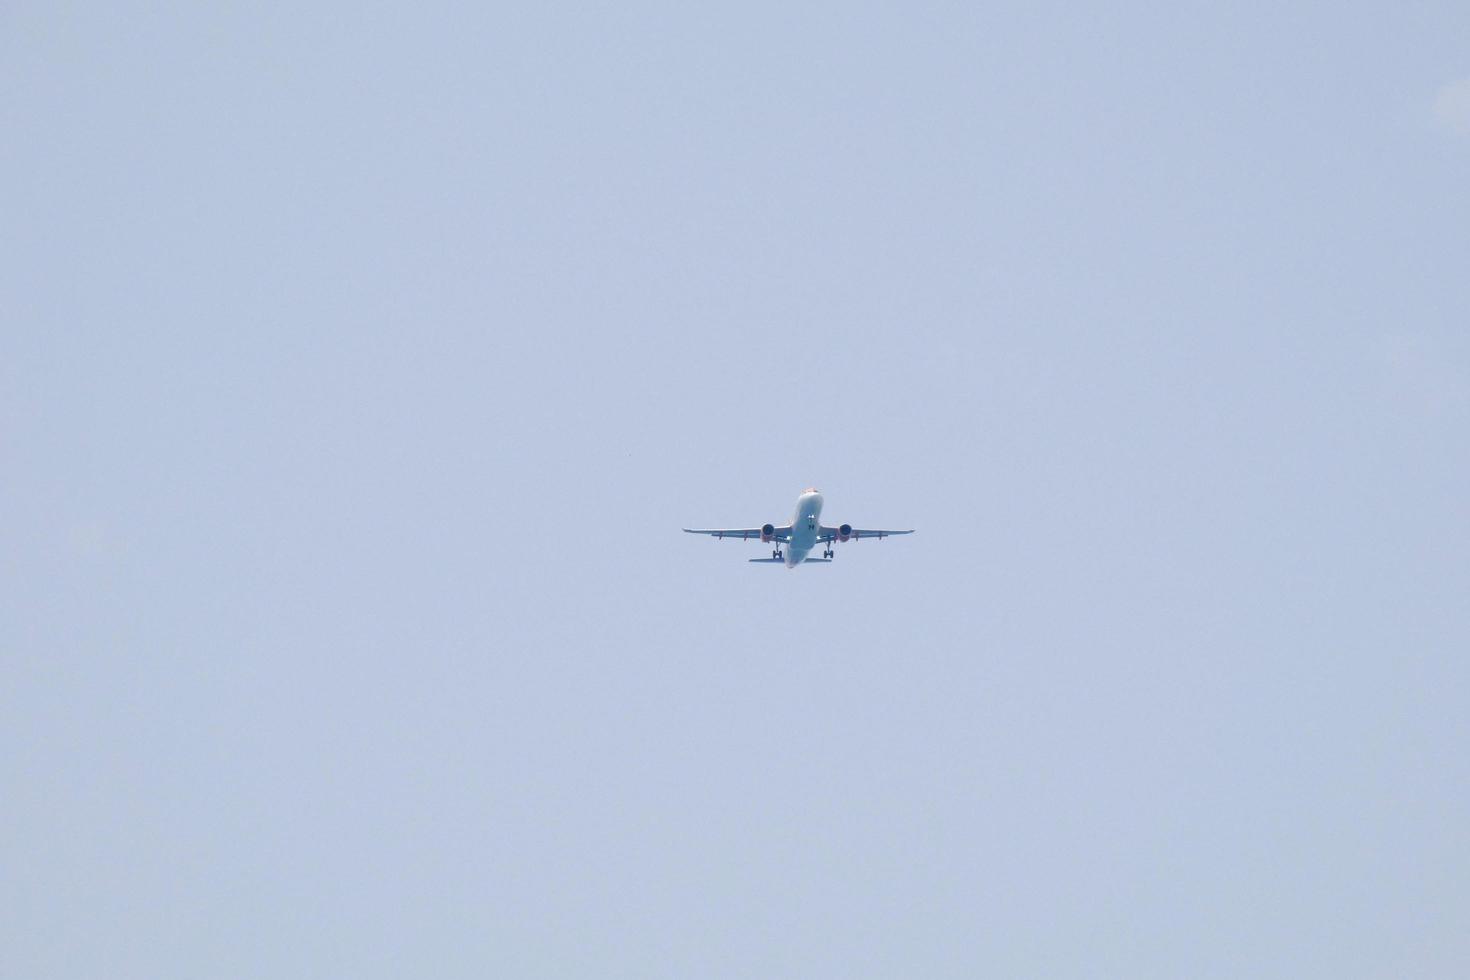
xmin=760 ymin=523 xmax=776 ymax=543
xmin=838 ymin=523 xmax=853 ymax=542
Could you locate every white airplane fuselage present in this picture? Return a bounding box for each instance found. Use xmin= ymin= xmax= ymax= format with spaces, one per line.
xmin=683 ymin=487 xmax=912 ymax=565
xmin=784 ymin=490 xmax=824 ymax=567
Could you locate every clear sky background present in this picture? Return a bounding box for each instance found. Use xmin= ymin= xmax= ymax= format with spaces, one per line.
xmin=4 ymin=2 xmax=1469 ymax=977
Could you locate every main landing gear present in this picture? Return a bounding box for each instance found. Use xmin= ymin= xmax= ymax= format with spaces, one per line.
xmin=772 ymin=548 xmax=784 ymax=560
xmin=822 ymin=547 xmax=834 ymax=559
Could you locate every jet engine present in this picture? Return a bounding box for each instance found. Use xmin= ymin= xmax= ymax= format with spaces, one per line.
xmin=760 ymin=523 xmax=776 ymax=543
xmin=838 ymin=523 xmax=853 ymax=542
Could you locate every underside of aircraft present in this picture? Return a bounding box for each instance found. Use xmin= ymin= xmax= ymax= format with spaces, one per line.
xmin=683 ymin=488 xmax=914 ymax=568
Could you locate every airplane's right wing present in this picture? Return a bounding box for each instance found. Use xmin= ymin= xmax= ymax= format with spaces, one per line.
xmin=683 ymin=526 xmax=791 ymax=542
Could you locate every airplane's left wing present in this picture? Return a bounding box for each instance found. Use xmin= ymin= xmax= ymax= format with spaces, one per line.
xmin=818 ymin=526 xmax=915 ymax=542
xmin=683 ymin=526 xmax=791 ymax=542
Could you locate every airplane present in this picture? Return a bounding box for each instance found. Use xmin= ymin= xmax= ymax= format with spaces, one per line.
xmin=683 ymin=488 xmax=914 ymax=567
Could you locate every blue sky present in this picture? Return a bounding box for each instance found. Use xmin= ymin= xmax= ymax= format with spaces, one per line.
xmin=4 ymin=3 xmax=1469 ymax=976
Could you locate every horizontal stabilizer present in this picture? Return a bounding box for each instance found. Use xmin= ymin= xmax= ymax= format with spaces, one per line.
xmin=747 ymin=557 xmax=831 ymax=564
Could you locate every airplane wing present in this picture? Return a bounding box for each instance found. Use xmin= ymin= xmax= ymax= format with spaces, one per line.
xmin=818 ymin=526 xmax=915 ymax=542
xmin=683 ymin=526 xmax=791 ymax=541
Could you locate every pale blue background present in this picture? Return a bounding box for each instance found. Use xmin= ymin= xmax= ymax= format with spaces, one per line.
xmin=4 ymin=3 xmax=1469 ymax=977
